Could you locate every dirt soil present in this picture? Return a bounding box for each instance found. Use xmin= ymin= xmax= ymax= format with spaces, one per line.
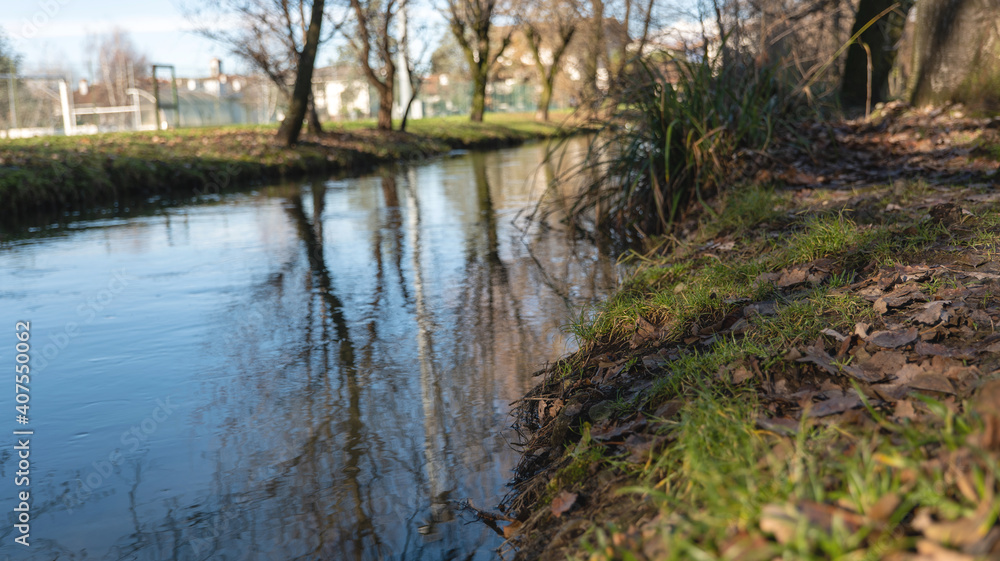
xmin=487 ymin=105 xmax=1000 ymax=561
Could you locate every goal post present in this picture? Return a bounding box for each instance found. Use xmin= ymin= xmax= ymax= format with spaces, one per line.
xmin=151 ymin=64 xmax=180 ymax=129
xmin=0 ymin=73 xmax=73 ymax=137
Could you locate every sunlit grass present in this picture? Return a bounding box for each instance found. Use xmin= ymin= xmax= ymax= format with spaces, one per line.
xmin=547 ymin=180 xmax=1000 ymax=559
xmin=583 ymin=359 xmax=997 ymax=561
xmin=0 ymin=113 xmax=581 ymax=215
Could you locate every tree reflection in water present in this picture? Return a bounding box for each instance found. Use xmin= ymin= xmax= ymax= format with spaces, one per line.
xmin=17 ymin=141 xmax=618 ymax=561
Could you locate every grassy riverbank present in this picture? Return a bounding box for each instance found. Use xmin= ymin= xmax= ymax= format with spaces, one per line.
xmin=497 ymin=111 xmax=1000 ymax=560
xmin=0 ymin=112 xmax=580 ymax=217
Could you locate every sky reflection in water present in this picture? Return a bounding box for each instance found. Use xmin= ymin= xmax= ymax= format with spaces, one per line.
xmin=0 ymin=142 xmax=618 ymax=560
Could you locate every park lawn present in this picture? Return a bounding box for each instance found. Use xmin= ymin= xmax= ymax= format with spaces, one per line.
xmin=0 ymin=111 xmax=582 ymax=216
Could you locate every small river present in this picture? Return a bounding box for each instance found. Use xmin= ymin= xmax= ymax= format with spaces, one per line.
xmin=0 ymin=141 xmax=619 ymax=560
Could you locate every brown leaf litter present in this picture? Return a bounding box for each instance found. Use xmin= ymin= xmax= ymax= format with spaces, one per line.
xmin=491 ymin=107 xmax=1000 ymax=561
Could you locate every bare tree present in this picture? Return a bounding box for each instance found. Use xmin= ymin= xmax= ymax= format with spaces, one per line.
xmin=576 ymin=0 xmax=658 ymax=113
xmin=187 ymin=0 xmax=340 ymax=134
xmin=518 ymin=0 xmax=580 ymax=121
xmin=91 ymin=29 xmax=148 ymax=107
xmin=607 ymin=0 xmax=657 ymax=94
xmin=579 ymin=0 xmax=605 ymax=113
xmin=398 ymin=6 xmax=434 ymax=131
xmin=344 ymin=0 xmax=399 ymax=131
xmin=277 ymin=0 xmax=326 ymax=145
xmin=444 ymin=0 xmax=512 ymax=122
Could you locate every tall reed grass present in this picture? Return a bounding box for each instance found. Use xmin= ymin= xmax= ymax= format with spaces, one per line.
xmin=554 ymin=45 xmax=797 ymax=243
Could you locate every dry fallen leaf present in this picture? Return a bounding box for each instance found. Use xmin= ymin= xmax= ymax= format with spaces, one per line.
xmin=630 ymin=316 xmax=659 ymax=349
xmin=821 ymin=328 xmax=847 ymax=341
xmin=971 ymin=379 xmax=1000 ymax=449
xmin=757 ymin=416 xmax=800 ymax=436
xmin=591 ymin=415 xmax=647 ymax=442
xmin=719 ymin=532 xmax=775 ymax=561
xmin=550 ymin=491 xmax=578 ymax=518
xmin=777 ymin=267 xmax=809 ymax=288
xmin=868 ymin=327 xmax=919 ymax=348
xmin=807 ymin=392 xmax=863 ymax=418
xmin=868 ymin=492 xmax=901 ymax=522
xmin=654 ymin=400 xmax=683 ymax=419
xmin=914 ymin=301 xmax=952 ymax=325
xmin=915 ymin=539 xmax=976 ymax=561
xmin=914 ymin=341 xmax=975 ymax=360
xmin=502 ymin=520 xmax=522 ymax=539
xmin=759 ymin=504 xmax=797 ymax=544
xmin=893 ymin=399 xmax=918 ymax=421
xmin=858 ymin=350 xmax=908 ymax=380
xmin=797 ymin=340 xmax=883 ymax=383
xmin=907 ymin=373 xmax=956 ymax=395
xmin=624 ymin=433 xmax=666 ymax=463
xmin=913 ymin=509 xmax=991 ymax=548
xmin=732 ymin=366 xmax=754 ymax=384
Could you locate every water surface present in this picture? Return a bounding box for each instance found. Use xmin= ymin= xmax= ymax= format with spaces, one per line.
xmin=0 ymin=142 xmax=618 ymax=560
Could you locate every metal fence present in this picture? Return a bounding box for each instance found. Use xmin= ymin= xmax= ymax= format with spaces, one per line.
xmin=0 ymin=74 xmax=74 ymax=138
xmin=0 ymin=72 xmax=570 ymax=138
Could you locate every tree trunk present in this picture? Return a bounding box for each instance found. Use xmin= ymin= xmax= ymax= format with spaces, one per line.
xmin=909 ymin=0 xmax=1000 ymax=110
xmin=400 ymin=88 xmax=417 ymax=131
xmin=307 ymin=93 xmax=323 ymax=135
xmin=536 ymin=79 xmax=553 ymax=121
xmin=277 ymin=0 xmax=325 ymax=146
xmin=840 ymin=0 xmax=912 ymax=108
xmin=376 ymin=82 xmax=393 ymax=131
xmin=470 ymin=71 xmax=487 ymax=122
xmin=581 ymin=0 xmax=605 ymax=115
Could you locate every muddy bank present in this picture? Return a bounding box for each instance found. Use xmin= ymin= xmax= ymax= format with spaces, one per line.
xmin=495 ymin=108 xmax=1000 ymax=561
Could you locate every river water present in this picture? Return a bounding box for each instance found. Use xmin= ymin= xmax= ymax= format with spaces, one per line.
xmin=0 ymin=141 xmax=618 ymax=560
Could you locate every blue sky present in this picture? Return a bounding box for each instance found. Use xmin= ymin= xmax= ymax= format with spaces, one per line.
xmin=2 ymin=0 xmax=235 ymax=78
xmin=0 ymin=0 xmax=444 ymax=81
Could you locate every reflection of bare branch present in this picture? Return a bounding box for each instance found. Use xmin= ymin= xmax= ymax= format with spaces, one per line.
xmin=286 ymin=186 xmax=387 ymax=559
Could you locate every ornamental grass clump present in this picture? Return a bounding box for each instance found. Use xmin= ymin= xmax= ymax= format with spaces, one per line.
xmin=562 ymin=45 xmax=796 ymax=242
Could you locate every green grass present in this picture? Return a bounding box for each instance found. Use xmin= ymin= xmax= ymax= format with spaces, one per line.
xmin=530 ymin=178 xmax=1000 ymax=560
xmin=786 ymin=212 xmax=871 ymax=264
xmin=549 ymin=45 xmax=798 ymax=241
xmin=0 ymin=112 xmax=582 ymax=216
xmin=701 ymin=184 xmax=787 ymax=238
xmin=567 ymin=187 xmax=976 ymax=352
xmin=584 ymin=377 xmax=999 ymax=561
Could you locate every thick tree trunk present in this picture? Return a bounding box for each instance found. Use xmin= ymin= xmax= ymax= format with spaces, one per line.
xmin=840 ymin=0 xmax=912 ymax=108
xmin=909 ymin=0 xmax=1000 ymax=110
xmin=536 ymin=80 xmax=553 ymax=121
xmin=470 ymin=71 xmax=487 ymax=122
xmin=307 ymin=93 xmax=323 ymax=135
xmin=277 ymin=0 xmax=325 ymax=146
xmin=376 ymin=82 xmax=393 ymax=131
